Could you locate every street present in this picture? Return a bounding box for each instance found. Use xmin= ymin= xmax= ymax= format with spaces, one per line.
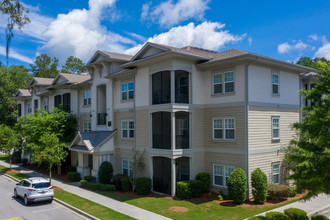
xmin=0 ymin=174 xmax=85 ymax=220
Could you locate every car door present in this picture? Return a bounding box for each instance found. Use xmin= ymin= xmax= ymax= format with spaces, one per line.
xmin=22 ymin=181 xmax=30 ymax=196
xmin=16 ymin=180 xmax=24 ymax=196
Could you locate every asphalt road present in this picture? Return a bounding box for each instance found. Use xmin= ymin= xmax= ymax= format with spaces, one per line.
xmin=0 ymin=174 xmax=85 ymax=220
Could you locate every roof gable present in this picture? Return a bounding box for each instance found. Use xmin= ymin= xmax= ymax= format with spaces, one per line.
xmin=131 ymin=43 xmax=169 ymax=61
xmin=15 ymin=89 xmax=31 ymax=97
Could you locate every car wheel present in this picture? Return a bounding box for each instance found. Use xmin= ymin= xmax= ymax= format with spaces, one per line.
xmin=14 ymin=189 xmax=17 ymax=198
xmin=24 ymin=195 xmax=29 ymax=206
xmin=48 ymin=199 xmax=53 ymax=204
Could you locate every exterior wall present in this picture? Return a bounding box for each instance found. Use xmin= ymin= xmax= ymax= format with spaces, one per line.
xmin=48 ymin=88 xmax=78 ymax=114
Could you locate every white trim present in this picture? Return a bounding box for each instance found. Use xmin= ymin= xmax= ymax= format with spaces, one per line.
xmin=212 ymin=70 xmax=235 ymax=95
xmin=121 ymin=120 xmax=135 ymax=139
xmin=271 ymin=72 xmax=280 ymax=96
xmin=212 ymin=117 xmax=236 ymax=140
xmin=83 ymin=121 xmax=92 ymax=132
xmin=272 ymin=162 xmax=280 ymax=184
xmin=122 ymin=159 xmax=133 ymax=176
xmin=271 ymin=116 xmax=280 ymax=140
xmin=83 ymin=90 xmax=91 ymax=106
xmin=121 ymin=81 xmax=134 ymax=101
xmin=213 ymin=164 xmax=235 ymax=188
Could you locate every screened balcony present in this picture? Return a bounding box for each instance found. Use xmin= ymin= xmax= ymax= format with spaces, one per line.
xmin=175 ymin=71 xmax=189 ymax=104
xmin=175 ymin=111 xmax=189 ymax=149
xmin=97 ymin=85 xmax=106 ymax=125
xmin=152 ymin=112 xmax=171 ymax=149
xmin=152 ymin=71 xmax=171 ymax=105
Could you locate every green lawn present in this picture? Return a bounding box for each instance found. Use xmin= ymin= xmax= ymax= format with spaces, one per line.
xmin=0 ymin=155 xmax=9 ymax=161
xmin=55 ymin=190 xmax=134 ymax=220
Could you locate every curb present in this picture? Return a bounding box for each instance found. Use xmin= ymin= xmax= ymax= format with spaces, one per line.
xmin=308 ymin=204 xmax=330 ymax=217
xmin=3 ymin=173 xmax=99 ymax=220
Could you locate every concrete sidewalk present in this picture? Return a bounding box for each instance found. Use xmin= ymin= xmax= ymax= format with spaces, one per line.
xmin=0 ymin=160 xmax=171 ymax=220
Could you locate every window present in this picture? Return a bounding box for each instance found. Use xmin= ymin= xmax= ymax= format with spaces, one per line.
xmin=121 ymin=82 xmax=134 ymax=100
xmin=213 ymin=71 xmax=235 ymax=94
xmin=213 ymin=165 xmax=235 ymax=187
xmin=152 ymin=71 xmax=171 ymax=104
xmin=83 ymin=90 xmax=91 ymax=106
xmin=122 ymin=120 xmax=134 ymax=139
xmin=83 ymin=121 xmax=91 ymax=132
xmin=44 ymin=99 xmax=49 ymax=111
xmin=122 ymin=160 xmax=133 ymax=176
xmin=213 ymin=117 xmax=235 ymax=140
xmin=34 ymin=100 xmax=38 ymax=113
xmin=27 ymin=103 xmax=32 ymax=114
xmin=17 ymin=104 xmax=22 ymax=117
xmin=272 ymin=73 xmax=279 ymax=95
xmin=272 ymin=162 xmax=280 ymax=184
xmin=272 ymin=116 xmax=280 ymax=140
xmin=63 ymin=93 xmax=71 ymax=112
xmin=54 ymin=95 xmax=62 ymax=108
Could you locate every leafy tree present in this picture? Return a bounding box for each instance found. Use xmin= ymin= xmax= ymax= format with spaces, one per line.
xmin=130 ymin=151 xmax=145 ymax=192
xmin=0 ymin=0 xmax=30 ymax=63
xmin=28 ymin=132 xmax=68 ymax=184
xmin=296 ymin=57 xmax=330 ymax=70
xmin=251 ymin=168 xmax=268 ymax=204
xmin=283 ymin=61 xmax=330 ymax=198
xmin=98 ymin=161 xmax=113 ymax=184
xmin=0 ymin=124 xmax=20 ymax=170
xmin=0 ymin=65 xmax=32 ymax=126
xmin=29 ymin=54 xmax=59 ymax=78
xmin=61 ymin=56 xmax=85 ymax=74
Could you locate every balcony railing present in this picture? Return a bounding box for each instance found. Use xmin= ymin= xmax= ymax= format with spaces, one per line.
xmin=97 ymin=113 xmax=107 ymax=125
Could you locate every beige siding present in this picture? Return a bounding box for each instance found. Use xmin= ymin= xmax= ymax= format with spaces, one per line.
xmin=79 ymin=114 xmax=91 ymax=131
xmin=113 ymin=111 xmax=134 ymax=147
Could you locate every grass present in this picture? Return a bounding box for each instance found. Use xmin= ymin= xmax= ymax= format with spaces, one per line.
xmin=96 ymin=191 xmax=303 ymax=220
xmin=6 ymin=172 xmax=29 ymax=180
xmin=0 ymin=154 xmax=9 ymax=161
xmin=55 ymin=190 xmax=134 ymax=220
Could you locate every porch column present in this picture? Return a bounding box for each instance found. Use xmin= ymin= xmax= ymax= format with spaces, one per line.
xmin=171 ymin=70 xmax=175 ymax=103
xmin=171 ymin=112 xmax=176 ymax=150
xmin=171 ymin=158 xmax=176 ymax=197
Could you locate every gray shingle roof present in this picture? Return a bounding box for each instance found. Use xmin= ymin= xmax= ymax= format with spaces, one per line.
xmin=70 ymin=145 xmax=90 ymax=152
xmin=33 ymin=77 xmax=54 ymax=85
xmin=80 ymin=131 xmax=115 ymax=148
xmin=18 ymin=89 xmax=31 ymax=97
xmin=60 ymin=73 xmax=91 ymax=84
xmin=99 ymin=51 xmax=132 ymax=61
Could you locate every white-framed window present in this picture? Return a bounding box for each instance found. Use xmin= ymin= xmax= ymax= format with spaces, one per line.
xmin=83 ymin=90 xmax=91 ymax=106
xmin=272 ymin=73 xmax=279 ymax=95
xmin=121 ymin=120 xmax=134 ymax=139
xmin=272 ymin=116 xmax=280 ymax=140
xmin=272 ymin=162 xmax=280 ymax=184
xmin=121 ymin=81 xmax=134 ymax=101
xmin=27 ymin=103 xmax=32 ymax=114
xmin=122 ymin=159 xmax=133 ymax=176
xmin=213 ymin=164 xmax=235 ymax=187
xmin=44 ymin=98 xmax=49 ymax=110
xmin=83 ymin=121 xmax=91 ymax=132
xmin=213 ymin=71 xmax=235 ymax=94
xmin=213 ymin=117 xmax=235 ymax=140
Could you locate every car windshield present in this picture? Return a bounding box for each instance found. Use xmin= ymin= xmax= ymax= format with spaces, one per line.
xmin=32 ymin=182 xmax=50 ymax=188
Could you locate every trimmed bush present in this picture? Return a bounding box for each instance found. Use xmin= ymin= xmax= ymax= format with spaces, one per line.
xmin=289 ymin=187 xmax=297 ymax=197
xmin=228 ymin=168 xmax=247 ymax=204
xmin=65 ymin=165 xmax=77 ymax=173
xmin=248 ymin=216 xmax=267 ymax=220
xmin=251 ymin=168 xmax=268 ymax=204
xmin=22 ymin=158 xmax=28 ymax=165
xmin=208 ymin=192 xmax=213 ymax=199
xmin=267 ymin=184 xmax=290 ymax=200
xmin=311 ymin=215 xmax=329 ymax=220
xmin=176 ymin=180 xmax=203 ymax=199
xmin=113 ymin=174 xmax=126 ymax=191
xmin=284 ymin=208 xmax=308 ymax=220
xmin=265 ymin=212 xmax=290 ymax=220
xmin=98 ymin=161 xmax=114 ymax=184
xmin=121 ymin=177 xmax=132 ymax=192
xmin=84 ymin=175 xmax=96 ymax=183
xmin=80 ymin=180 xmax=116 ymax=191
xmin=135 ymin=177 xmax=152 ymax=195
xmin=218 ymin=195 xmax=223 ymax=201
xmin=195 ymin=172 xmax=211 ymax=192
xmin=67 ymin=171 xmax=81 ymax=181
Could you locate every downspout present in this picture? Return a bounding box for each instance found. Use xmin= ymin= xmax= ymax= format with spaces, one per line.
xmin=245 ymin=57 xmax=258 ymax=199
xmin=299 ymin=75 xmax=302 ymax=123
xmin=133 ymin=73 xmax=136 ymax=158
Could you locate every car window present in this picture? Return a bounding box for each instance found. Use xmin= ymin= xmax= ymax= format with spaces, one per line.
xmin=19 ymin=180 xmax=24 ymax=186
xmin=32 ymin=182 xmax=50 ymax=189
xmin=23 ymin=181 xmax=30 ymax=187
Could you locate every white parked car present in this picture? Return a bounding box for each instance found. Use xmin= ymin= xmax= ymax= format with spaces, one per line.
xmin=14 ymin=177 xmax=54 ymax=205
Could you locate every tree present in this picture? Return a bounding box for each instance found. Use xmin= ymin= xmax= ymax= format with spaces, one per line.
xmin=283 ymin=60 xmax=330 ymax=198
xmin=296 ymin=57 xmax=330 ymax=70
xmin=0 ymin=65 xmax=32 ymax=126
xmin=29 ymin=54 xmax=59 ymax=78
xmin=0 ymin=0 xmax=30 ymax=64
xmin=130 ymin=151 xmax=145 ymax=192
xmin=251 ymin=168 xmax=268 ymax=204
xmin=98 ymin=161 xmax=113 ymax=184
xmin=61 ymin=56 xmax=85 ymax=74
xmin=28 ymin=132 xmax=68 ymax=184
xmin=228 ymin=168 xmax=247 ymax=204
xmin=0 ymin=124 xmax=20 ymax=170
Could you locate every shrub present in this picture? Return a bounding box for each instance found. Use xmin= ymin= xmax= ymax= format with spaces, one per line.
xmin=113 ymin=174 xmax=126 ymax=191
xmin=22 ymin=158 xmax=28 ymax=165
xmin=251 ymin=168 xmax=268 ymax=204
xmin=195 ymin=172 xmax=211 ymax=192
xmin=218 ymin=189 xmax=224 ymax=196
xmin=135 ymin=177 xmax=152 ymax=195
xmin=228 ymin=168 xmax=247 ymax=204
xmin=84 ymin=175 xmax=96 ymax=183
xmin=98 ymin=161 xmax=113 ymax=184
xmin=311 ymin=215 xmax=329 ymax=220
xmin=267 ymin=184 xmax=290 ymax=200
xmin=67 ymin=171 xmax=81 ymax=181
xmin=208 ymin=192 xmax=213 ymax=199
xmin=121 ymin=177 xmax=132 ymax=192
xmin=218 ymin=195 xmax=223 ymax=201
xmin=176 ymin=180 xmax=203 ymax=199
xmin=284 ymin=208 xmax=308 ymax=220
xmin=265 ymin=212 xmax=290 ymax=220
xmin=248 ymin=216 xmax=267 ymax=220
xmin=289 ymin=187 xmax=297 ymax=197
xmin=65 ymin=165 xmax=77 ymax=173
xmin=80 ymin=180 xmax=116 ymax=191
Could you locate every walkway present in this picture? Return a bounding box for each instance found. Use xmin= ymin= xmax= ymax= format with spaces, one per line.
xmin=0 ymin=160 xmax=171 ymax=220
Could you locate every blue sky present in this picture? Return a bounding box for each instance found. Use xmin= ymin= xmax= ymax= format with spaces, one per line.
xmin=1 ymin=0 xmax=329 ymax=67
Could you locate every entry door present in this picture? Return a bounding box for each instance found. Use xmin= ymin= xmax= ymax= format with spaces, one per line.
xmin=153 ymin=157 xmax=171 ymax=195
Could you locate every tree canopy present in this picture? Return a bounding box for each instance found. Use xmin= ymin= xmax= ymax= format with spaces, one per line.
xmin=0 ymin=65 xmax=32 ymax=126
xmin=61 ymin=56 xmax=85 ymax=74
xmin=29 ymin=53 xmax=59 ymax=78
xmin=283 ymin=59 xmax=330 ymax=198
xmin=0 ymin=0 xmax=30 ymax=63
xmin=0 ymin=124 xmax=20 ymax=169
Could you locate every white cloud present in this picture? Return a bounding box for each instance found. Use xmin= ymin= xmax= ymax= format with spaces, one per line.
xmin=142 ymin=0 xmax=210 ymax=28
xmin=309 ymin=34 xmax=319 ymax=41
xmin=125 ymin=22 xmax=246 ymax=55
xmin=248 ymin=37 xmax=252 ymax=46
xmin=126 ymin=32 xmax=147 ymax=42
xmin=278 ymin=40 xmax=308 ymax=54
xmin=0 ymin=46 xmax=34 ymax=64
xmin=314 ymin=43 xmax=330 ymax=59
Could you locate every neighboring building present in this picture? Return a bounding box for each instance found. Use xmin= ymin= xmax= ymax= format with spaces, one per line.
xmin=15 ymin=43 xmax=315 ymax=197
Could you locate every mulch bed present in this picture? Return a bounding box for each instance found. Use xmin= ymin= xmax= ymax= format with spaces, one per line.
xmin=4 ymin=169 xmax=20 ymax=174
xmin=22 ymin=164 xmax=76 ymax=182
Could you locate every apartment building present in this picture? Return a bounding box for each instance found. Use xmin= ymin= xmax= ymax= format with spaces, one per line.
xmin=15 ymin=42 xmax=315 ymax=197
